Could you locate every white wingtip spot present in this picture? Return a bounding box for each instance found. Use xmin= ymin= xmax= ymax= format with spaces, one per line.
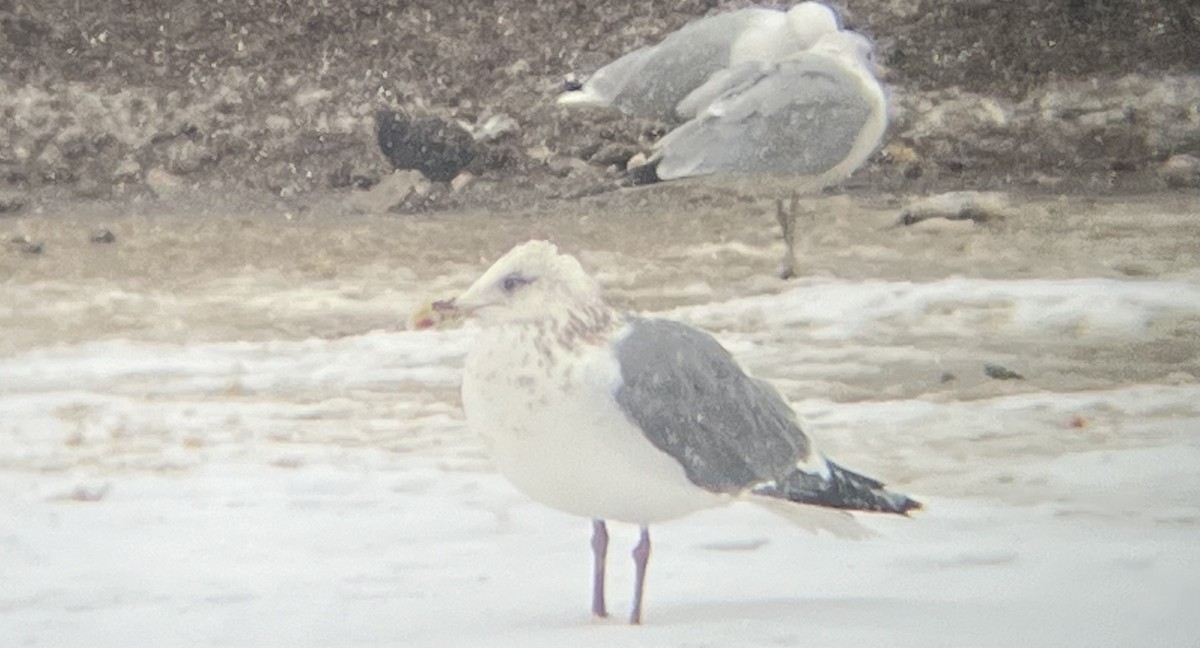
xmin=556 ymin=90 xmax=610 ymax=108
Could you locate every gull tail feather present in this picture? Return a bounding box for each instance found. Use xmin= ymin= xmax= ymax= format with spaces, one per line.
xmin=749 ymin=495 xmax=875 ymax=540
xmin=753 ymin=460 xmax=923 ymax=516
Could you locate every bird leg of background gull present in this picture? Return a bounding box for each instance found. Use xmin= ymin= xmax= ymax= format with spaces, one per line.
xmin=591 ymin=519 xmax=609 ymax=618
xmin=776 ymin=192 xmax=801 ymax=279
xmin=629 ymin=526 xmax=651 ymax=625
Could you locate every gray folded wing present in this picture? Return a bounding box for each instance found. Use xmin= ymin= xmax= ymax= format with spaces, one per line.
xmin=653 ymin=53 xmax=879 ymax=180
xmin=579 ymin=8 xmax=781 ymax=122
xmin=674 ymin=61 xmax=769 ymax=119
xmin=612 ymin=317 xmax=812 ymax=494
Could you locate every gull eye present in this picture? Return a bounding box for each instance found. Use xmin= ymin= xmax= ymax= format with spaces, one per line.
xmin=501 ymin=273 xmax=532 ymax=293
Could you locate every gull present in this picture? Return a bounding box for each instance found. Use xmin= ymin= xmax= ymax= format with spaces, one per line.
xmin=429 ymin=241 xmax=921 ymax=624
xmin=645 ymin=30 xmax=887 ymax=185
xmin=566 ymin=28 xmax=889 ymax=277
xmin=558 ymin=2 xmax=841 ymax=122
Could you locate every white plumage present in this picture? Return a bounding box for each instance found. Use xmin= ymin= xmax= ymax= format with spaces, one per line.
xmin=435 ymin=241 xmax=920 ymax=624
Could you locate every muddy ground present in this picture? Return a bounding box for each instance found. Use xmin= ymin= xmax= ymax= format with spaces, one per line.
xmin=3 ymin=187 xmax=1198 ymax=402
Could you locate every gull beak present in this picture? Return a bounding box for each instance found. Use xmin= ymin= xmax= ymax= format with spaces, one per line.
xmin=407 ymin=298 xmax=462 ymax=330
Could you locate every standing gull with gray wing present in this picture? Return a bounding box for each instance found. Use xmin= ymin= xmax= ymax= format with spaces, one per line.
xmin=426 ymin=241 xmax=920 ymax=624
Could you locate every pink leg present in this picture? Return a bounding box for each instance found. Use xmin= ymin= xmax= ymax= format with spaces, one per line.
xmin=591 ymin=519 xmax=609 ymax=618
xmin=630 ymin=526 xmax=651 ymax=625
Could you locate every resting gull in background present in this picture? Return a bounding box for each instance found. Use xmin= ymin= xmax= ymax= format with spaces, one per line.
xmin=425 ymin=240 xmax=920 ymax=624
xmin=562 ymin=25 xmax=887 ymax=194
xmin=646 ymin=30 xmax=887 ymax=186
xmin=562 ymin=23 xmax=889 ymax=278
xmin=558 ymin=2 xmax=841 ymax=122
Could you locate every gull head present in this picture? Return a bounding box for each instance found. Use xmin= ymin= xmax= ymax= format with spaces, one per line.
xmin=786 ymin=2 xmax=841 ymax=49
xmin=436 ymin=240 xmax=605 ymax=326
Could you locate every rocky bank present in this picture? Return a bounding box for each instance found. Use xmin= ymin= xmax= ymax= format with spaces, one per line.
xmin=1 ymin=0 xmax=1198 ymax=212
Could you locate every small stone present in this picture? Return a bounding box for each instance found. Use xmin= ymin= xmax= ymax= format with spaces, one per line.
xmin=9 ymin=235 xmax=44 ymax=255
xmin=90 ymin=229 xmax=117 ymax=244
xmin=546 ymin=154 xmax=592 ymax=178
xmin=1158 ymin=154 xmax=1200 ymax=188
xmin=73 ymin=178 xmax=110 ymax=199
xmin=589 ymin=142 xmax=639 ymax=168
xmin=35 ymin=142 xmax=74 ymax=182
xmin=939 ymin=371 xmax=957 ymax=383
xmin=1029 ymin=172 xmax=1065 ymax=187
xmin=882 ymin=142 xmax=919 ymax=165
xmin=265 ymin=114 xmax=294 ymax=132
xmin=1165 ymin=371 xmax=1196 ymax=385
xmin=349 ymin=169 xmax=432 ymax=214
xmin=165 ymin=140 xmax=216 ymax=175
xmin=146 ymin=167 xmax=185 ymax=198
xmin=113 ymin=158 xmax=142 ymax=183
xmin=506 ymin=59 xmax=531 ymax=76
xmin=907 ymin=218 xmax=978 ymax=234
xmin=472 ymin=114 xmax=519 ymax=143
xmin=67 ymin=483 xmax=111 ymax=502
xmin=0 ymin=190 xmax=26 ymax=214
xmin=983 ymin=363 xmax=1024 ymax=380
xmin=450 ymin=171 xmax=475 ymax=193
xmin=898 ymin=191 xmax=1010 ymax=226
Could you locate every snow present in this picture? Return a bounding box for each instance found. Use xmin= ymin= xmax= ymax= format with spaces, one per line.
xmin=3 ymin=272 xmax=1200 ymax=647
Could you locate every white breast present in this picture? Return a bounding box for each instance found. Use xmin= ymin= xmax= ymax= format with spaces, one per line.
xmin=462 ymin=323 xmax=727 ymax=525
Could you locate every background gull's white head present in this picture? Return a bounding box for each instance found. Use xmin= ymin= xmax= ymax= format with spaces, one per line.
xmin=786 ymin=1 xmax=841 ymax=49
xmin=445 ymin=240 xmax=604 ymax=325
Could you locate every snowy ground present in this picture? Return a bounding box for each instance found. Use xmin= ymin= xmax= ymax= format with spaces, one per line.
xmin=2 ymin=193 xmax=1199 ymax=646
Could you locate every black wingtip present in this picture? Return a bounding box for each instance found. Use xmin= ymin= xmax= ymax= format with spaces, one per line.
xmin=755 ymin=460 xmax=922 ymax=516
xmin=563 ymin=159 xmax=662 ymax=200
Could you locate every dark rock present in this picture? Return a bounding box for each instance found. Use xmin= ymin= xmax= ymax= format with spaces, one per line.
xmin=90 ymin=229 xmax=117 ymax=244
xmin=984 ymin=363 xmax=1024 ymax=381
xmin=9 ymin=235 xmax=43 ymax=255
xmin=375 ymin=110 xmax=476 ymax=183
